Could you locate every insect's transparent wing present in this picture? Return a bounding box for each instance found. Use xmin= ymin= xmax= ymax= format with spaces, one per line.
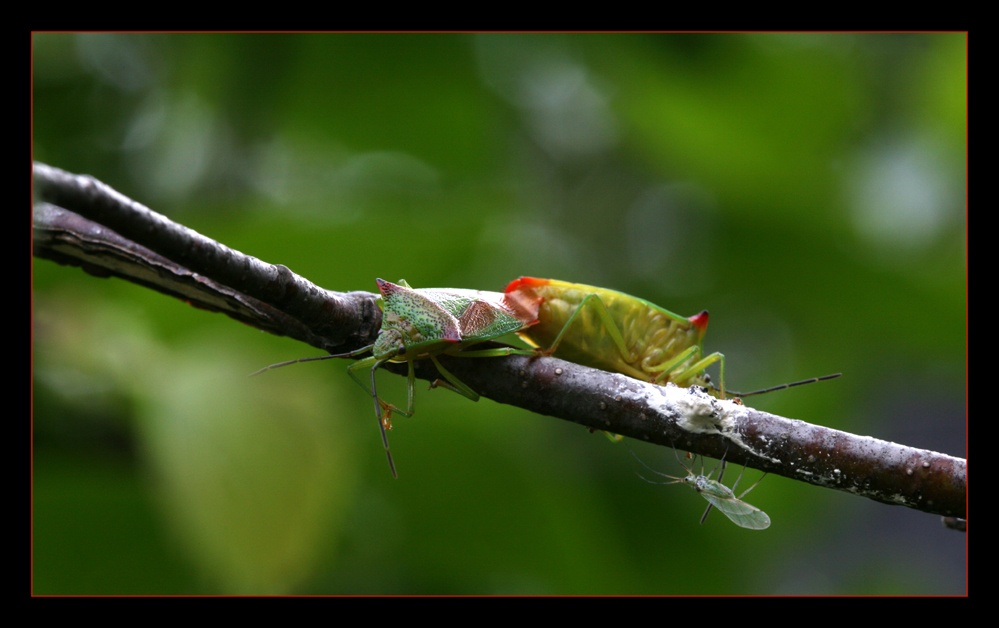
xmin=701 ymin=492 xmax=771 ymax=530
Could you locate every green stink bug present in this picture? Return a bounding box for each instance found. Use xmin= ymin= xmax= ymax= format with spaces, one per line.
xmin=255 ymin=278 xmax=541 ymax=477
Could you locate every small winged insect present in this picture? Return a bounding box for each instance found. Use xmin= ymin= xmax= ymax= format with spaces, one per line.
xmin=634 ymin=449 xmax=771 ymax=530
xmin=253 ymin=278 xmax=541 ymax=477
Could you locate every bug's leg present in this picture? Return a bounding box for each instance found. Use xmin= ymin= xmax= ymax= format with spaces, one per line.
xmin=404 ymin=358 xmax=416 ymax=417
xmin=736 ymin=469 xmax=768 ymax=500
xmin=346 ymin=354 xmax=416 ymax=417
xmin=427 ymin=345 xmax=538 ymax=393
xmin=372 ymin=363 xmax=398 ymax=478
xmin=458 ymin=341 xmax=629 ymax=442
xmin=427 ymin=355 xmax=481 ymax=401
xmin=698 ymin=455 xmax=715 ymax=525
xmin=727 ymin=463 xmax=745 ymax=493
xmin=379 ymin=401 xmax=395 ymax=431
xmin=373 ymin=359 xmax=419 ymax=434
xmin=699 ymin=446 xmax=733 ymax=525
xmin=453 ymin=346 xmax=536 ymax=358
xmin=347 ymin=356 xmax=399 ymax=478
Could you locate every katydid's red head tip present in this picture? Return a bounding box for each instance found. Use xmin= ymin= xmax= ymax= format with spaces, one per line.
xmin=505 ymin=276 xmax=546 ymax=293
xmin=689 ymin=310 xmax=709 ymax=330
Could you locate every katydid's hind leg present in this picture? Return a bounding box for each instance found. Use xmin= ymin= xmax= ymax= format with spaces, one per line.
xmin=669 ymin=351 xmax=726 ymax=397
xmin=648 ymin=345 xmax=700 ymax=384
xmin=545 ymin=293 xmax=632 ymax=361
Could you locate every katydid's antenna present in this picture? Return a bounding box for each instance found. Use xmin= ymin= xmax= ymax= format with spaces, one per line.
xmin=718 ymin=373 xmax=841 ymax=398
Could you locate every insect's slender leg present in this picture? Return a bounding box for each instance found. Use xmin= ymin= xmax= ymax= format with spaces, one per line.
xmin=453 ymin=346 xmax=536 ymax=358
xmin=538 ymin=291 xmax=661 ymax=439
xmin=405 ymin=358 xmax=416 ymax=417
xmin=345 ymin=356 xmax=399 ymax=478
xmin=728 ymin=463 xmax=746 ymax=493
xmin=545 ymin=293 xmax=633 ymax=361
xmin=647 ymin=345 xmax=701 ymax=383
xmin=735 ymin=469 xmax=768 ymax=500
xmin=369 ymin=360 xmax=398 ymax=478
xmin=345 ymin=354 xmax=415 ymax=418
xmin=698 ymin=455 xmax=715 ymax=525
xmin=551 ymin=297 xmax=633 ymax=440
xmin=699 ymin=447 xmax=730 ymax=525
xmin=665 ymin=351 xmax=726 ymax=396
xmin=660 ymin=350 xmax=732 ymax=512
xmin=426 ymin=346 xmax=534 ymax=395
xmin=427 ymin=355 xmax=480 ymax=401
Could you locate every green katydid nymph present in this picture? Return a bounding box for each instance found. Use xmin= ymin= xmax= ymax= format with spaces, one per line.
xmin=505 ymin=277 xmax=839 ymax=400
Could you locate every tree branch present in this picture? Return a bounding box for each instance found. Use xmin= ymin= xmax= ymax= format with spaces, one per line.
xmin=32 ymin=162 xmax=380 ymax=354
xmin=32 ymin=162 xmax=967 ymax=521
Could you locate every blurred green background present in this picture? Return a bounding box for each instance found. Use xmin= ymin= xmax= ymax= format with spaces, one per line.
xmin=32 ymin=33 xmax=966 ymax=594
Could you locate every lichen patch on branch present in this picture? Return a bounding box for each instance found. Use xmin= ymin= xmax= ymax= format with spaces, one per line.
xmin=620 ymin=382 xmax=777 ymax=462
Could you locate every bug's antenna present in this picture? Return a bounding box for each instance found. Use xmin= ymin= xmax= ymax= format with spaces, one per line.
xmin=720 ymin=373 xmax=841 ymax=398
xmin=249 ymin=344 xmax=374 ymax=377
xmin=249 ymin=354 xmax=341 ymax=377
